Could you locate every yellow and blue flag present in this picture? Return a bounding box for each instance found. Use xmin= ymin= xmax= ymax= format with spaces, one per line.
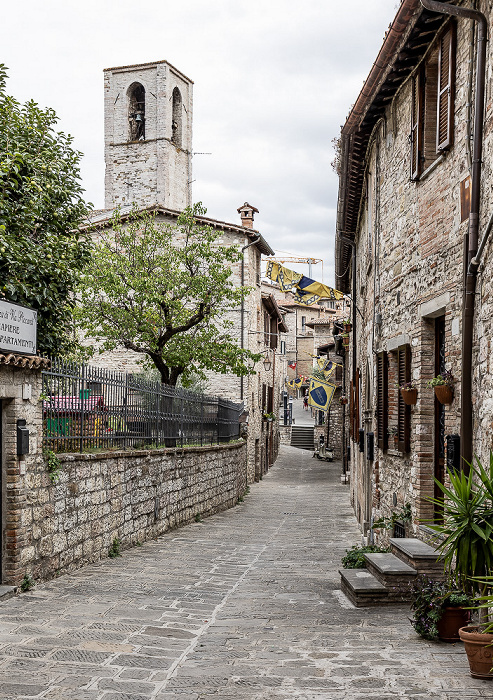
xmin=308 ymin=378 xmax=336 ymax=411
xmin=266 ymin=262 xmax=343 ymax=304
xmin=294 ymin=377 xmax=303 ymax=388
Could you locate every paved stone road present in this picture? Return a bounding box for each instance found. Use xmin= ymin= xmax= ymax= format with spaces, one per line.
xmin=0 ymin=446 xmax=490 ymax=699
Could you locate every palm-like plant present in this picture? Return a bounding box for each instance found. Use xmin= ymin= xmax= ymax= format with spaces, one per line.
xmin=425 ymin=456 xmax=493 ymax=621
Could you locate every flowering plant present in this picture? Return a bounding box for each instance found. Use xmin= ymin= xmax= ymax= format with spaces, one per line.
xmin=409 ymin=575 xmax=471 ymax=641
xmin=399 ymin=381 xmax=417 ymax=390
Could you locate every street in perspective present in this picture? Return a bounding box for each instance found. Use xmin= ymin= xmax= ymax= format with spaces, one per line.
xmin=0 ymin=439 xmax=483 ymax=699
xmin=2 ymin=0 xmax=493 ymax=697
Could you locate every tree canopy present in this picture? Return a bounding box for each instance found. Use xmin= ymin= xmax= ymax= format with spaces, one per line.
xmin=0 ymin=64 xmax=91 ymax=356
xmin=76 ymin=204 xmax=261 ymax=385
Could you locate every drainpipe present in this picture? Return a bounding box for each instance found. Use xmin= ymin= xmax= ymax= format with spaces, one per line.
xmin=420 ymin=0 xmax=487 ymax=466
xmin=240 ymin=236 xmax=261 ymax=401
xmin=338 ymin=234 xmax=357 ymax=398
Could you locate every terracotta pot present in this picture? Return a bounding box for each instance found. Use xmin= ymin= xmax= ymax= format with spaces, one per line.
xmin=437 ymin=607 xmax=470 ymax=642
xmin=459 ymin=626 xmax=493 ymax=680
xmin=401 ymin=388 xmax=417 ymax=405
xmin=342 ymin=334 xmax=350 ymax=349
xmin=434 ymin=384 xmax=454 ymax=405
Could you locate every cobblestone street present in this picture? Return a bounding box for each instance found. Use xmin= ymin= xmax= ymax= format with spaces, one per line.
xmin=0 ymin=445 xmax=489 ymax=699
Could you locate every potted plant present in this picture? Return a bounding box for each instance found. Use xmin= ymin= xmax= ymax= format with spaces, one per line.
xmin=459 ymin=575 xmax=493 ymax=680
xmin=400 ymin=381 xmax=417 ymax=405
xmin=342 ymin=318 xmax=352 ymax=333
xmin=427 ymin=370 xmax=454 ymax=405
xmin=409 ymin=576 xmax=471 ymax=642
xmin=341 ymin=332 xmax=350 ymax=349
xmin=426 ymin=454 xmax=493 ymax=678
xmin=263 ymin=412 xmax=276 ymax=422
xmin=339 ymin=395 xmax=348 ymax=405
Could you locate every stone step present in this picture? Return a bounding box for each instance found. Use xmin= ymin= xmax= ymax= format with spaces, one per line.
xmin=364 ymin=552 xmax=417 ymax=591
xmin=339 ymin=568 xmax=409 ymax=607
xmin=0 ymin=586 xmax=17 ymax=603
xmin=390 ymin=537 xmax=445 ymax=578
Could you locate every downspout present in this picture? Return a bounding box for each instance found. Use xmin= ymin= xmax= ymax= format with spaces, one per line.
xmin=338 ymin=234 xmax=357 ymax=400
xmin=240 ymin=236 xmax=261 ymax=401
xmin=420 ymin=0 xmax=487 ymax=466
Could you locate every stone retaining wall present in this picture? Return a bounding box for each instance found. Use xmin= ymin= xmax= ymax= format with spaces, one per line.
xmin=20 ymin=442 xmax=247 ymax=584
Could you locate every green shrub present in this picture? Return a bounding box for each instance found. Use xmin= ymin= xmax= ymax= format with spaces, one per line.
xmin=341 ymin=544 xmax=390 ymax=569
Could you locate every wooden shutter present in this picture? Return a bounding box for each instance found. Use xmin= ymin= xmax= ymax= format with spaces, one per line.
xmin=397 ymin=345 xmax=411 ymax=453
xmin=353 ymin=368 xmax=361 ymax=441
xmin=349 ymin=379 xmax=354 ymax=440
xmin=376 ymin=352 xmax=388 ymax=450
xmin=410 ymin=70 xmax=423 ymax=180
xmin=437 ymin=24 xmax=455 ymax=151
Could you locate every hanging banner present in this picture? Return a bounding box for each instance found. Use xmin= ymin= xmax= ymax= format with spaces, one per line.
xmin=308 ymin=378 xmax=336 ymax=412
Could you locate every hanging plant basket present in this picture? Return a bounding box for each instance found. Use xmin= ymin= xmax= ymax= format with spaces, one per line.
xmin=434 ymin=385 xmax=454 ymax=405
xmin=342 ymin=322 xmax=352 ymax=333
xmin=342 ymin=333 xmax=350 ymax=349
xmin=401 ymin=388 xmax=417 ymax=405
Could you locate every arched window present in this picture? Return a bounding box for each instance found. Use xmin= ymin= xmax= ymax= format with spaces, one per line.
xmin=171 ymin=87 xmax=182 ymax=147
xmin=128 ymin=82 xmax=145 ymax=141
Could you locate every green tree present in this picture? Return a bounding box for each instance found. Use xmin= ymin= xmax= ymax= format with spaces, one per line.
xmin=0 ymin=64 xmax=91 ymax=356
xmin=76 ymin=204 xmax=261 ymax=385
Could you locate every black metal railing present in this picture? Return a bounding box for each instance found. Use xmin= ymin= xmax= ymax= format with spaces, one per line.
xmin=42 ymin=358 xmax=243 ymax=453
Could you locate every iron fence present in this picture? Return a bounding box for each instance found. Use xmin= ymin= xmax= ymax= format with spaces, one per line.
xmin=42 ymin=358 xmax=243 ymax=453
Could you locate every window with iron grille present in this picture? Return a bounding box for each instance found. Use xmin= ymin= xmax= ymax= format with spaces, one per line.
xmin=376 ymin=352 xmax=388 ymax=450
xmin=397 ymin=344 xmax=411 ymax=453
xmin=410 ymin=22 xmax=456 ymax=180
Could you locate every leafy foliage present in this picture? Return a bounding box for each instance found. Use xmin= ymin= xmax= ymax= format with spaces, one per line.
xmin=373 ymin=503 xmax=412 ymax=530
xmin=341 ymin=544 xmax=390 ymax=569
xmin=0 ymin=64 xmax=91 ymax=356
xmin=409 ymin=575 xmax=472 ymax=641
xmin=43 ymin=448 xmax=62 ymax=484
xmin=425 ymin=455 xmax=493 ymax=598
xmin=20 ymin=572 xmax=35 ymax=592
xmin=108 ymin=537 xmax=121 ymax=558
xmin=76 ymin=204 xmax=261 ymax=385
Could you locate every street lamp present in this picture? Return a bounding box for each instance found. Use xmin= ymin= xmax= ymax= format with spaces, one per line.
xmin=263 ymin=353 xmax=272 ymax=372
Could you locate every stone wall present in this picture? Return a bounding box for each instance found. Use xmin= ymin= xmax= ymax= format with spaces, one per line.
xmin=341 ymin=11 xmax=493 ymax=536
xmin=21 ymin=441 xmax=247 ymax=584
xmin=104 ymin=60 xmax=193 ymax=211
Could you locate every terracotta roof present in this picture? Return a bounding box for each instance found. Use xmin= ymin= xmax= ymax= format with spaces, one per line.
xmin=86 ymin=204 xmax=274 ymax=256
xmin=0 ymin=353 xmax=50 ymax=370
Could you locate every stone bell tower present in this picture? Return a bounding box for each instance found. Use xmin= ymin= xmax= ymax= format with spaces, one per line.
xmin=103 ymin=60 xmax=193 ymax=211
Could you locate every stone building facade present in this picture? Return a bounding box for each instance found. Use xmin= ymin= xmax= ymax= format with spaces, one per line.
xmin=335 ymin=0 xmax=493 ymax=538
xmin=104 ymin=60 xmax=193 ymax=212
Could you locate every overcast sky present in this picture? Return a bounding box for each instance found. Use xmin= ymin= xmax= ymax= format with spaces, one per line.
xmin=3 ymin=0 xmax=398 ymax=286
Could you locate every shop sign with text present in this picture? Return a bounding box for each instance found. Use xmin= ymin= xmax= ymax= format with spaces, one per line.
xmin=0 ymin=300 xmax=37 ymax=355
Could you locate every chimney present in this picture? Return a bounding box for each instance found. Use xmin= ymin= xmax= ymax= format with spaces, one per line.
xmin=237 ymin=202 xmax=259 ymax=229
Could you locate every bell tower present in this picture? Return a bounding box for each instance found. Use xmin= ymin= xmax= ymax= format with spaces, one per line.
xmin=103 ymin=60 xmax=193 ymax=211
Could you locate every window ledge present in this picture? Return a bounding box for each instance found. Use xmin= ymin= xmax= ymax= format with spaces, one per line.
xmin=415 ymin=154 xmax=446 ymax=182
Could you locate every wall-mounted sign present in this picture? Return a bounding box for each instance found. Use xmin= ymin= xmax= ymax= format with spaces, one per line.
xmin=0 ymin=300 xmax=37 ymax=355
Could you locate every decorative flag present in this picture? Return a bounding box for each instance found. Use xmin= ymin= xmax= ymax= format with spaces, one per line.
xmin=308 ymin=378 xmax=337 ymax=412
xmin=294 ymin=377 xmax=303 ymax=388
xmin=288 ymin=361 xmax=297 ymax=370
xmin=288 ymin=380 xmax=296 ymax=389
xmin=266 ymin=262 xmax=343 ymax=305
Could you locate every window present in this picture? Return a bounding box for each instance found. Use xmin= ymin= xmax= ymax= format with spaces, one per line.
xmin=280 ymin=340 xmax=286 ymax=355
xmin=128 ymin=82 xmax=146 ymax=141
xmin=350 ymin=368 xmax=361 ymax=441
xmin=376 ymin=352 xmax=388 ymax=450
xmin=301 ymin=316 xmax=306 ymax=333
xmin=410 ymin=23 xmax=456 ymax=179
xmin=397 ymin=345 xmax=411 ymax=453
xmin=171 ymin=87 xmax=182 ymax=147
